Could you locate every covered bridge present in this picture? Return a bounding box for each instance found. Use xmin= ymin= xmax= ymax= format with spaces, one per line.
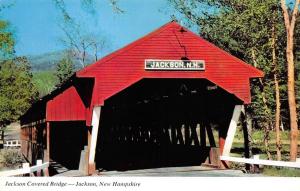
xmin=20 ymin=21 xmax=263 ymax=175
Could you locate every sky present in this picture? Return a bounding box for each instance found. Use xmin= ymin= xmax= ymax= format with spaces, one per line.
xmin=1 ymin=0 xmax=173 ymax=56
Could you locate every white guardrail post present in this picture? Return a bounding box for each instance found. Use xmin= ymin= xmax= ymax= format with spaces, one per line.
xmin=36 ymin=160 xmax=42 ymax=176
xmin=22 ymin=163 xmax=31 ymax=176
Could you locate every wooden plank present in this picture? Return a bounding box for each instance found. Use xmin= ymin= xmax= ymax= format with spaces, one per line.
xmin=88 ymin=106 xmax=101 ymax=173
xmin=43 ymin=167 xmax=49 ymax=177
xmin=222 ymin=105 xmax=243 ymax=156
xmin=206 ymin=124 xmax=216 ymax=147
xmin=209 ymin=147 xmax=221 ymax=167
xmin=181 ymin=124 xmax=185 ymax=144
xmin=200 ymin=123 xmax=206 ymax=147
xmin=78 ymin=148 xmax=87 ymax=172
xmin=191 ymin=124 xmax=199 ymax=146
xmin=220 ymin=156 xmax=300 ymax=168
xmin=168 ymin=128 xmax=172 ymax=143
xmin=45 ymin=122 xmax=50 ymax=162
xmin=21 ymin=119 xmax=46 ymax=129
xmin=196 ymin=124 xmax=200 ymax=144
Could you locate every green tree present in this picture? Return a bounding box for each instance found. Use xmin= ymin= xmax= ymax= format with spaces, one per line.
xmin=55 ymin=55 xmax=74 ymax=84
xmin=0 ymin=8 xmax=38 ymax=141
xmin=32 ymin=71 xmax=58 ymax=97
xmin=0 ymin=17 xmax=15 ymax=141
xmin=0 ymin=20 xmax=14 ymax=59
xmin=0 ymin=57 xmax=38 ymax=128
xmin=168 ymin=0 xmax=287 ymax=160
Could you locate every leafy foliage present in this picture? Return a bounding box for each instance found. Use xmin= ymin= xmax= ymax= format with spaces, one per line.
xmin=168 ymin=0 xmax=288 ymax=129
xmin=0 ymin=20 xmax=14 ymax=60
xmin=55 ymin=55 xmax=74 ymax=84
xmin=0 ymin=57 xmax=38 ymax=128
xmin=0 ymin=16 xmax=45 ymax=128
xmin=32 ymin=71 xmax=58 ymax=97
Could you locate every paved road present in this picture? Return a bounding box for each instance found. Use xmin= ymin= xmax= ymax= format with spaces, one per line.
xmin=97 ymin=166 xmax=262 ymax=177
xmin=53 ymin=166 xmax=263 ymax=177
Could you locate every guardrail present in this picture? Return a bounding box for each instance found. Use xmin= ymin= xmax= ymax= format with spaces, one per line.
xmin=3 ymin=140 xmax=21 ymax=148
xmin=0 ymin=160 xmax=49 ymax=177
xmin=221 ymin=155 xmax=300 ymax=168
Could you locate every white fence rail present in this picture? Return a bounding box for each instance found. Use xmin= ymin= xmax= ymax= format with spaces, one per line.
xmin=221 ymin=155 xmax=300 ymax=168
xmin=3 ymin=140 xmax=21 ymax=148
xmin=0 ymin=160 xmax=49 ymax=177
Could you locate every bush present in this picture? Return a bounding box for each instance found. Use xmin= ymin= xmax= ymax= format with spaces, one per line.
xmin=0 ymin=149 xmax=25 ymax=169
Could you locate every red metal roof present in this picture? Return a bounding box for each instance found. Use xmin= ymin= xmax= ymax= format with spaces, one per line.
xmin=77 ymin=21 xmax=263 ymax=107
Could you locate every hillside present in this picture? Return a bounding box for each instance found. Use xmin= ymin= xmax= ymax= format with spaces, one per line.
xmin=28 ymin=50 xmax=94 ymax=71
xmin=28 ymin=50 xmax=94 ymax=97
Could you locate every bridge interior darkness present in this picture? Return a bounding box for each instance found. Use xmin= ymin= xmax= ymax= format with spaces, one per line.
xmin=95 ymin=78 xmax=242 ymax=171
xmin=50 ymin=121 xmax=87 ymax=170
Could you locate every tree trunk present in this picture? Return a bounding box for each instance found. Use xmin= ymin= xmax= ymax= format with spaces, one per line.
xmin=264 ymin=122 xmax=272 ymax=160
xmin=274 ymin=73 xmax=282 ymax=160
xmin=1 ymin=129 xmax=4 ymax=148
xmin=272 ymin=20 xmax=282 ymax=161
xmin=287 ymin=43 xmax=299 ymax=161
xmin=242 ymin=107 xmax=255 ymax=172
xmin=94 ymin=44 xmax=98 ymax=61
xmin=246 ymin=112 xmax=253 ymax=158
xmin=259 ymin=82 xmax=273 ymax=160
xmin=259 ymin=78 xmax=273 ymax=160
xmin=281 ymin=0 xmax=299 ymax=161
xmin=251 ymin=48 xmax=272 ymax=160
xmin=82 ymin=50 xmax=86 ymax=68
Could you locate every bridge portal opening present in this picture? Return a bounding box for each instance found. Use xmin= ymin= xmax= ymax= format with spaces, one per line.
xmin=95 ymin=79 xmax=242 ymax=171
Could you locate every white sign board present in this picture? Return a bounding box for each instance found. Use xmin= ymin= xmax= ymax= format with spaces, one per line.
xmin=145 ymin=59 xmax=205 ymax=71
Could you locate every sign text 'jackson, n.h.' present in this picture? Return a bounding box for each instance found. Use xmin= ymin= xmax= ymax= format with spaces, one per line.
xmin=145 ymin=59 xmax=205 ymax=71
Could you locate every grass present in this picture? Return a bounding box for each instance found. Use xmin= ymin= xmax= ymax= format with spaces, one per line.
xmin=231 ymin=129 xmax=300 ymax=160
xmin=262 ymin=166 xmax=300 ymax=177
xmin=234 ymin=129 xmax=299 ymax=145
